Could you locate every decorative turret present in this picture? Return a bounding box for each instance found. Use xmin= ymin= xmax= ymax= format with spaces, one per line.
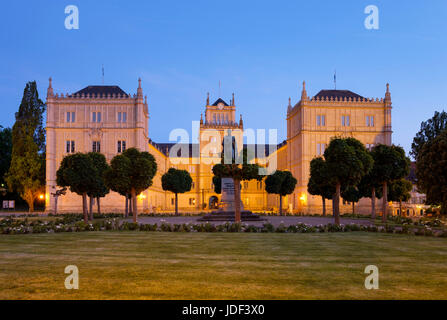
xmin=200 ymin=113 xmax=203 ymax=125
xmin=232 ymin=93 xmax=235 ymax=106
xmin=47 ymin=77 xmax=54 ymax=97
xmin=137 ymin=77 xmax=143 ymax=98
xmin=301 ymin=81 xmax=308 ymax=101
xmin=287 ymin=97 xmax=292 ymax=114
xmin=239 ymin=114 xmax=243 ymax=127
xmin=206 ymin=92 xmax=210 ymax=105
xmin=384 ymin=83 xmax=391 ymax=105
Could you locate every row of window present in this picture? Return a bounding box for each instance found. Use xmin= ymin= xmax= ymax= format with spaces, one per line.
xmin=316 ymin=115 xmax=375 ymax=127
xmin=65 ymin=140 xmax=127 ymax=154
xmin=170 ymin=198 xmax=196 ymax=206
xmin=66 ymin=112 xmax=127 ymax=123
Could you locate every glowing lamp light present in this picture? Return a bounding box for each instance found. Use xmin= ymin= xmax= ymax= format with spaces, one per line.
xmin=137 ymin=193 xmax=147 ymax=200
xmin=299 ymin=193 xmax=307 ymax=203
xmin=39 ymin=194 xmax=45 ymax=200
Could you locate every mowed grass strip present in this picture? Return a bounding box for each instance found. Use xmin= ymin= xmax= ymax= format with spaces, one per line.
xmin=0 ymin=232 xmax=446 ymax=299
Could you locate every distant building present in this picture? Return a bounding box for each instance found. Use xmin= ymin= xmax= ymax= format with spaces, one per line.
xmin=45 ymin=78 xmax=399 ymax=214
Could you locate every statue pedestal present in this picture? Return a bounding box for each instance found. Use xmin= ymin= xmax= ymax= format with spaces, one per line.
xmin=218 ymin=178 xmax=244 ymax=212
xmin=198 ymin=178 xmax=264 ymax=222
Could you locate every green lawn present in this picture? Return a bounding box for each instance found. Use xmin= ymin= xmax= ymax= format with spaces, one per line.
xmin=0 ymin=232 xmax=446 ymax=299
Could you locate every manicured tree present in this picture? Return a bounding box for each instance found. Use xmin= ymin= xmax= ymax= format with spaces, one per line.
xmin=415 ymin=130 xmax=447 ymax=214
xmin=411 ymin=111 xmax=447 ymax=159
xmin=307 ymin=157 xmax=333 ymax=216
xmin=86 ymin=152 xmax=110 ymax=218
xmin=358 ymin=171 xmax=383 ymax=219
xmin=105 ymin=148 xmax=157 ymax=222
xmin=161 ymin=168 xmax=193 ymax=215
xmin=324 ymin=138 xmax=373 ymax=225
xmin=370 ymin=144 xmax=410 ymax=222
xmin=5 ymin=81 xmax=46 ymax=212
xmin=104 ymin=155 xmax=132 ymax=217
xmin=342 ymin=186 xmax=361 ymax=215
xmin=212 ymin=148 xmax=262 ymax=223
xmin=265 ymin=170 xmax=297 ymax=215
xmin=388 ymin=178 xmax=413 ymax=216
xmin=56 ymin=153 xmax=98 ymax=223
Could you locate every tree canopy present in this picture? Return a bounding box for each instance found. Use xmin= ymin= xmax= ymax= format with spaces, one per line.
xmin=265 ymin=170 xmax=297 ymax=215
xmin=307 ymin=157 xmax=333 ymax=216
xmin=56 ymin=153 xmax=98 ymax=222
xmin=415 ymin=130 xmax=447 ymax=214
xmin=5 ymin=81 xmax=46 ymax=212
xmin=105 ymin=148 xmax=157 ymax=222
xmin=162 ymin=168 xmax=192 ymax=215
xmin=87 ymin=152 xmax=110 ymax=217
xmin=411 ymin=110 xmax=447 ymax=159
xmin=370 ymin=144 xmax=410 ymax=222
xmin=324 ymin=137 xmax=373 ymax=225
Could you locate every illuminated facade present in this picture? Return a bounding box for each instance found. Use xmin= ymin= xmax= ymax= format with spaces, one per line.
xmin=45 ymin=78 xmax=394 ymax=214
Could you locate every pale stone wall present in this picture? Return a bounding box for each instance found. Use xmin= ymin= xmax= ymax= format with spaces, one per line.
xmin=45 ymin=80 xmax=394 ymax=215
xmin=286 ymin=82 xmax=393 ymax=214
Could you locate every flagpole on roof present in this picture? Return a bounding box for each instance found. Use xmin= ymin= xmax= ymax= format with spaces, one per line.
xmin=334 ymin=69 xmax=336 ymax=90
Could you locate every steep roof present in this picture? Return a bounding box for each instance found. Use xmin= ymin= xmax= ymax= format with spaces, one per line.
xmin=211 ymin=98 xmax=229 ymax=106
xmin=73 ymin=85 xmax=129 ymax=97
xmin=313 ymin=90 xmax=364 ymax=100
xmin=149 ymin=140 xmax=287 ymax=157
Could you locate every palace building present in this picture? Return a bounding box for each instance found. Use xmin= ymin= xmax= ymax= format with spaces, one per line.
xmin=45 ymin=78 xmax=393 ymax=214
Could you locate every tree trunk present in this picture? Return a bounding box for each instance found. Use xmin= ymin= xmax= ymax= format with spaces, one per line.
xmin=82 ymin=193 xmax=88 ymax=223
xmin=175 ymin=193 xmax=178 ymax=216
xmin=382 ymin=182 xmax=388 ymax=223
xmin=234 ymin=179 xmax=241 ymax=223
xmin=279 ymin=195 xmax=283 ymax=216
xmin=352 ymin=202 xmax=355 ymax=215
xmin=125 ymin=195 xmax=129 ymax=218
xmin=97 ymin=197 xmax=101 ymax=215
xmin=334 ymin=183 xmax=341 ymax=225
xmin=371 ymin=187 xmax=376 ymax=219
xmin=322 ymin=197 xmax=326 ymax=216
xmin=131 ymin=188 xmax=137 ymax=223
xmin=54 ymin=196 xmax=58 ymax=215
xmin=332 ymin=195 xmax=336 ymax=216
xmin=89 ymin=196 xmax=93 ymax=221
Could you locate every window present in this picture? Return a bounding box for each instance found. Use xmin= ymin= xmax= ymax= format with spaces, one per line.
xmin=92 ymin=111 xmax=102 ymax=123
xmin=117 ymin=140 xmax=126 ymax=153
xmin=341 ymin=115 xmax=350 ymax=127
xmin=66 ymin=140 xmax=75 ymax=153
xmin=317 ymin=143 xmax=326 ymax=156
xmin=171 ymin=198 xmax=174 ymax=205
xmin=366 ymin=143 xmax=374 ymax=151
xmin=244 ymin=182 xmax=249 ymax=189
xmin=191 ymin=181 xmax=195 ymax=189
xmin=66 ymin=112 xmax=75 ymax=123
xmin=189 ymin=198 xmax=196 ymax=206
xmin=92 ymin=141 xmax=101 ymax=153
xmin=118 ymin=112 xmax=127 ymax=123
xmin=316 ymin=115 xmax=326 ymax=126
xmin=366 ymin=116 xmax=375 ymax=127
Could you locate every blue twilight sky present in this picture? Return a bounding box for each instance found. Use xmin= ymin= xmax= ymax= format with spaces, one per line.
xmin=0 ymin=0 xmax=446 ymax=156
